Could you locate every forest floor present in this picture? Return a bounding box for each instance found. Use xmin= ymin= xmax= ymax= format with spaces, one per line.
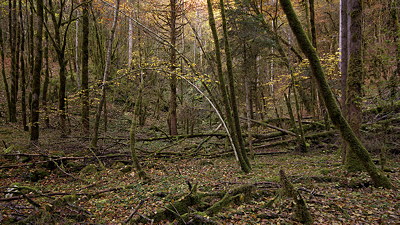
xmin=0 ymin=109 xmax=399 ymax=224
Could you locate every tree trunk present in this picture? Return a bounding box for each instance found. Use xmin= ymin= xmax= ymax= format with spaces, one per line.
xmin=207 ymin=0 xmax=251 ymax=173
xmin=42 ymin=10 xmax=50 ymax=128
xmin=19 ymin=0 xmax=28 ymax=131
xmin=389 ymin=0 xmax=399 ymax=102
xmin=81 ymin=1 xmax=90 ymax=134
xmin=279 ymin=0 xmax=393 ymax=189
xmin=9 ymin=0 xmax=18 ymax=122
xmin=339 ymin=0 xmax=349 ymax=163
xmin=31 ymin=0 xmax=44 ymax=143
xmin=74 ymin=6 xmax=81 ymax=90
xmin=91 ymin=0 xmax=120 ymax=149
xmin=345 ymin=0 xmax=364 ymax=172
xmin=0 ymin=27 xmax=11 ymax=121
xmin=168 ymin=0 xmax=178 ymax=135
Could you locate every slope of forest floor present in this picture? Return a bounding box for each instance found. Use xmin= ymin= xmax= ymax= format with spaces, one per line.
xmin=0 ymin=108 xmax=400 ymax=224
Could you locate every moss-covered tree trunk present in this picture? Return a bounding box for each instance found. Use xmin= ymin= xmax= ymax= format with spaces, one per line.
xmin=220 ymin=0 xmax=251 ymax=167
xmin=279 ymin=0 xmax=394 ymax=188
xmin=207 ymin=0 xmax=251 ymax=173
xmin=345 ymin=0 xmax=364 ymax=172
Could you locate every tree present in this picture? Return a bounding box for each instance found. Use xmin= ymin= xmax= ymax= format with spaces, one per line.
xmin=344 ymin=0 xmax=364 ymax=171
xmin=91 ymin=0 xmax=121 ymax=149
xmin=207 ymin=0 xmax=251 ymax=173
xmin=31 ymin=0 xmax=44 ymax=143
xmin=45 ymin=0 xmax=76 ymax=136
xmin=19 ymin=0 xmax=28 ymax=131
xmin=168 ymin=0 xmax=181 ymax=135
xmin=0 ymin=26 xmax=11 ymax=121
xmin=81 ymin=0 xmax=90 ymax=134
xmin=279 ymin=0 xmax=393 ymax=188
xmin=8 ymin=0 xmax=18 ymax=122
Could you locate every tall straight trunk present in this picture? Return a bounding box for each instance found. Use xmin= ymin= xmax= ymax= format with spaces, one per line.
xmin=91 ymin=0 xmax=120 ymax=148
xmin=0 ymin=26 xmax=11 ymax=118
xmin=345 ymin=0 xmax=364 ymax=172
xmin=75 ymin=7 xmax=81 ymax=90
xmin=168 ymin=0 xmax=178 ymax=135
xmin=220 ymin=0 xmax=250 ymax=167
xmin=390 ymin=0 xmax=399 ymax=102
xmin=9 ymin=0 xmax=18 ymax=122
xmin=279 ymin=0 xmax=393 ymax=189
xmin=340 ymin=0 xmax=348 ymax=108
xmin=0 ymin=27 xmax=11 ymax=120
xmin=81 ymin=1 xmax=90 ymax=134
xmin=207 ymin=0 xmax=251 ymax=173
xmin=42 ymin=10 xmax=50 ymax=128
xmin=309 ymin=0 xmax=317 ymax=49
xmin=31 ymin=0 xmax=44 ymax=143
xmin=128 ymin=0 xmax=134 ymax=69
xmin=19 ymin=0 xmax=28 ymax=131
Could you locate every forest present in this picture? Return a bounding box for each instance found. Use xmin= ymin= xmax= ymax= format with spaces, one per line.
xmin=0 ymin=0 xmax=399 ymax=224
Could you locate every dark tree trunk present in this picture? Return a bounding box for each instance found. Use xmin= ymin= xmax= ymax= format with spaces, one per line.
xmin=340 ymin=0 xmax=349 ymax=163
xmin=9 ymin=0 xmax=18 ymax=122
xmin=31 ymin=0 xmax=44 ymax=143
xmin=279 ymin=0 xmax=393 ymax=188
xmin=81 ymin=0 xmax=90 ymax=134
xmin=168 ymin=0 xmax=178 ymax=135
xmin=19 ymin=0 xmax=28 ymax=131
xmin=42 ymin=10 xmax=50 ymax=128
xmin=0 ymin=27 xmax=11 ymax=120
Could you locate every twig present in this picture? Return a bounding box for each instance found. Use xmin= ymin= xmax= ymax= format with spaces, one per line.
xmin=124 ymin=200 xmax=145 ymax=224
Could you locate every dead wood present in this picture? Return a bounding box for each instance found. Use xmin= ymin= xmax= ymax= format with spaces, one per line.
xmin=240 ymin=116 xmax=297 ymax=136
xmin=279 ymin=170 xmax=313 ymax=224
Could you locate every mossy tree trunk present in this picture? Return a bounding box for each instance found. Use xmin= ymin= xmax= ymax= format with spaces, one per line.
xmin=345 ymin=0 xmax=364 ymax=172
xmin=279 ymin=0 xmax=394 ymax=188
xmin=207 ymin=0 xmax=251 ymax=173
xmin=220 ymin=0 xmax=251 ymax=168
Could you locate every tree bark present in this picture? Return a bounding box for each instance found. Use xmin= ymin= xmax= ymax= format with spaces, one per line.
xmin=42 ymin=10 xmax=50 ymax=128
xmin=0 ymin=26 xmax=11 ymax=121
xmin=19 ymin=0 xmax=28 ymax=131
xmin=339 ymin=0 xmax=349 ymax=163
xmin=345 ymin=0 xmax=364 ymax=172
xmin=9 ymin=0 xmax=18 ymax=122
xmin=31 ymin=0 xmax=44 ymax=143
xmin=168 ymin=0 xmax=178 ymax=135
xmin=81 ymin=0 xmax=90 ymax=134
xmin=279 ymin=0 xmax=393 ymax=188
